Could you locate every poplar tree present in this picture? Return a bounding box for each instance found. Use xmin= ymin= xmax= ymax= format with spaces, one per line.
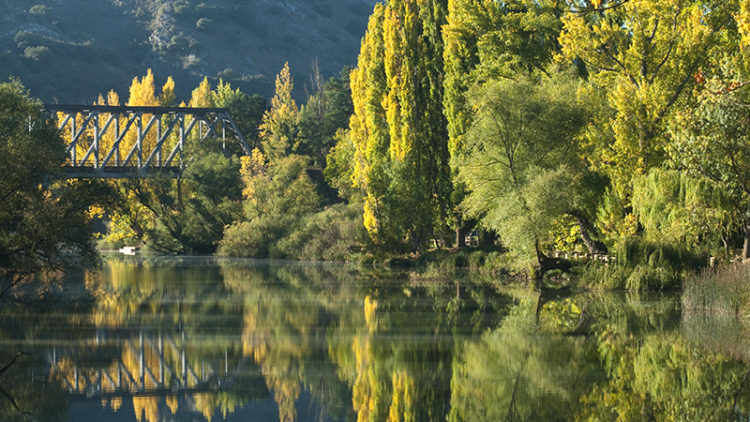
xmin=348 ymin=0 xmax=451 ymax=249
xmin=259 ymin=62 xmax=300 ymax=162
xmin=188 ymin=76 xmax=214 ymax=108
xmin=123 ymin=70 xmax=177 ymax=157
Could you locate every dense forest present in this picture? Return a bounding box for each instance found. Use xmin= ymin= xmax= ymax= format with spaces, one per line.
xmin=4 ymin=0 xmax=750 ymax=293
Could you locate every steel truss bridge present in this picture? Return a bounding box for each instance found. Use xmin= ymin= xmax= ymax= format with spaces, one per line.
xmin=44 ymin=104 xmax=253 ymax=178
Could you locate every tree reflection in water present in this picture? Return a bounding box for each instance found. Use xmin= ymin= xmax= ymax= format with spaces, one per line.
xmin=1 ymin=258 xmax=750 ymax=421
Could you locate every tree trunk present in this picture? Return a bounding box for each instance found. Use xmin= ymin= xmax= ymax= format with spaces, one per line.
xmin=455 ymin=226 xmax=466 ymax=249
xmin=743 ymin=225 xmax=750 ymax=260
xmin=535 ymin=240 xmax=572 ymax=280
xmin=568 ymin=210 xmax=608 ymax=255
xmin=478 ymin=229 xmax=497 ymax=248
xmin=722 ymin=236 xmax=729 ymax=257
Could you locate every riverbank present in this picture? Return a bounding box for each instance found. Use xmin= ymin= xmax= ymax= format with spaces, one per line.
xmin=100 ymin=237 xmax=730 ymax=295
xmin=353 ymin=239 xmax=712 ymax=291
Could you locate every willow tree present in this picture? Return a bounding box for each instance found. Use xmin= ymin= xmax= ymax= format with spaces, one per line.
xmin=349 ymin=0 xmax=451 ymax=249
xmin=669 ymin=75 xmax=750 ymax=258
xmin=442 ymin=0 xmax=566 ymax=245
xmin=660 ymin=3 xmax=750 ymax=259
xmin=632 ymin=169 xmax=734 ymax=254
xmin=443 ymin=0 xmax=565 ymax=158
xmin=457 ymin=75 xmax=593 ymax=274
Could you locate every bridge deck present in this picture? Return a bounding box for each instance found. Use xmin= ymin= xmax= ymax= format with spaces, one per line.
xmin=44 ymin=104 xmax=228 ymax=114
xmin=62 ymin=166 xmax=182 ymax=179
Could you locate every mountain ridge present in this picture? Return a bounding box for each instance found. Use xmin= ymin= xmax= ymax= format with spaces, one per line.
xmin=0 ymin=0 xmax=376 ymax=102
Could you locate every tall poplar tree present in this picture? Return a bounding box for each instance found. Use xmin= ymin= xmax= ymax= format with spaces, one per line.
xmin=259 ymin=62 xmax=300 ymax=162
xmin=348 ymin=0 xmax=451 ymax=249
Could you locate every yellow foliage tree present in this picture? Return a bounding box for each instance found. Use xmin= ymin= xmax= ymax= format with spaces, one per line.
xmin=189 ymin=77 xmax=214 ymax=108
xmin=558 ymin=0 xmax=734 ymax=197
xmin=259 ymin=62 xmax=300 ymax=161
xmin=240 ymin=147 xmax=267 ymax=193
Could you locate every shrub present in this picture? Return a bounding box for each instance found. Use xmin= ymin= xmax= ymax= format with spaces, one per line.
xmin=167 ymin=35 xmax=189 ymax=52
xmin=29 ymin=5 xmax=49 ymax=15
xmin=218 ymin=216 xmax=289 ymax=258
xmin=625 ymin=265 xmax=673 ymax=290
xmin=195 ymin=17 xmax=214 ymax=30
xmin=274 ymin=202 xmax=364 ymax=261
xmin=23 ymin=46 xmax=52 ymax=61
xmin=616 ymin=238 xmax=708 ymax=274
xmin=217 ymin=68 xmax=236 ymax=80
xmin=14 ymin=31 xmax=39 ymax=49
xmin=172 ymin=0 xmax=192 ymax=15
xmin=408 ymin=249 xmax=511 ymax=280
xmin=219 ymin=154 xmax=323 ymax=259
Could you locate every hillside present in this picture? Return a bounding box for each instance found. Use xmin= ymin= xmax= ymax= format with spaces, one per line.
xmin=0 ymin=0 xmax=376 ymax=102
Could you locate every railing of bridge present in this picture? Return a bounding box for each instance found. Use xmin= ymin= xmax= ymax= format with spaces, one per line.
xmin=44 ymin=104 xmax=252 ymax=178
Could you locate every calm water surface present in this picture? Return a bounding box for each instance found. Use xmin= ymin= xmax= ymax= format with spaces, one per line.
xmin=1 ymin=256 xmax=749 ymax=421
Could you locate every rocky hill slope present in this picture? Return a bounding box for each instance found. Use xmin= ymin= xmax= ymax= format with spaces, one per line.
xmin=0 ymin=0 xmax=376 ymax=102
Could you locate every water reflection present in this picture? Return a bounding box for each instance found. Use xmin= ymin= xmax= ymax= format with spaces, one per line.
xmin=0 ymin=257 xmax=749 ymax=421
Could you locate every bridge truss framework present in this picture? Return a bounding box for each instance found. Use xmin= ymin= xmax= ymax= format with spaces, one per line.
xmin=44 ymin=104 xmax=253 ymax=178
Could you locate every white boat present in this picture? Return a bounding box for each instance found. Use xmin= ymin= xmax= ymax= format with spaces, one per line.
xmin=118 ymin=246 xmax=139 ymax=255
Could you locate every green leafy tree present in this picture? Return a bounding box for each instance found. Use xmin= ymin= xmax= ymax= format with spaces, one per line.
xmin=457 ymin=74 xmax=596 ymax=273
xmin=325 ymin=128 xmax=358 ymax=201
xmin=557 ymin=0 xmax=735 ymax=199
xmin=442 ymin=0 xmax=567 ymax=246
xmin=213 ymin=79 xmax=267 ymax=152
xmin=219 ymin=150 xmax=320 ymax=258
xmin=669 ymin=75 xmax=750 ymax=258
xmin=632 ymin=169 xmax=735 ymax=255
xmin=0 ymin=80 xmax=110 ymax=297
xmin=120 ymin=141 xmax=243 ymax=254
xmin=297 ymin=70 xmax=354 ymax=169
xmin=443 ymin=0 xmax=566 ymax=159
xmin=104 ymin=74 xmax=246 ymax=254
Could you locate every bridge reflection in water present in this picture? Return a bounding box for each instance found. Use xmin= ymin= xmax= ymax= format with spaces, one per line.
xmin=49 ymin=330 xmax=234 ymax=400
xmin=43 ymin=104 xmax=252 ymax=178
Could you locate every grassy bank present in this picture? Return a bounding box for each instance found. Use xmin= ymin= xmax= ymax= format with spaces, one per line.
xmin=349 ymin=238 xmax=714 ymax=292
xmin=683 ymin=263 xmax=750 ymax=318
xmin=577 ymin=239 xmax=709 ymax=290
xmin=352 ymin=247 xmax=513 ymax=277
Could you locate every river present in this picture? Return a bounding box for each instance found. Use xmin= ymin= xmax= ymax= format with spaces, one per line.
xmin=0 ymin=256 xmax=748 ymax=421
